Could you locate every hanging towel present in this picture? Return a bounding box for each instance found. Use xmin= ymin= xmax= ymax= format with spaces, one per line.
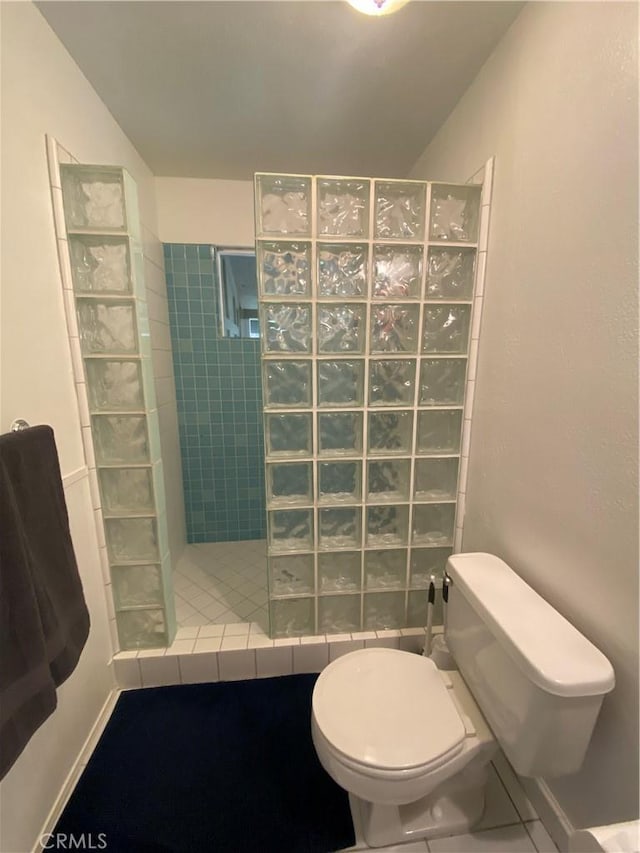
xmin=0 ymin=426 xmax=90 ymax=780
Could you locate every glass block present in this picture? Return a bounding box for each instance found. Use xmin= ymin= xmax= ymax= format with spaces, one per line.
xmin=319 ymin=507 xmax=362 ymax=549
xmin=427 ymin=248 xmax=476 ymax=300
xmin=318 ymin=304 xmax=365 ymax=353
xmin=429 ymin=183 xmax=481 ymax=242
xmin=366 ymin=506 xmax=409 ymax=547
xmin=262 ymin=303 xmax=311 ymax=353
xmin=112 ymin=563 xmax=162 ymax=608
xmin=85 ymin=360 xmax=144 ymax=411
xmin=414 ymin=458 xmax=459 ymax=500
xmin=263 ymin=360 xmax=312 ymax=408
xmin=419 ymin=359 xmax=467 ymax=406
xmin=407 ymin=589 xmax=443 ymax=629
xmin=318 ymin=551 xmax=361 ymax=592
xmin=422 ymin=305 xmax=471 ymax=354
xmin=317 ymin=178 xmax=369 ymax=237
xmin=268 ymin=509 xmax=313 ymax=552
xmin=100 ymin=467 xmax=154 ymax=514
xmin=106 ymin=517 xmax=158 ymax=562
xmin=375 ymin=181 xmax=426 ymax=240
xmin=93 ymin=415 xmax=149 ymax=464
xmin=417 ymin=410 xmax=462 ymax=454
xmin=69 ymin=236 xmax=131 ymax=293
xmin=373 ymin=245 xmax=423 ymax=299
xmin=412 ymin=504 xmax=456 ymax=546
xmin=318 ymin=461 xmax=361 ymax=504
xmin=368 ymin=411 xmax=413 ymax=455
xmin=266 ymin=413 xmax=312 ymax=456
xmin=365 ymin=549 xmax=407 ymax=589
xmin=256 ymin=174 xmax=310 ymax=236
xmin=409 ymin=547 xmax=452 ymax=588
xmin=317 ymin=360 xmax=364 ymax=407
xmin=61 ymin=166 xmax=126 ymax=230
xmin=318 ymin=411 xmax=363 ymax=457
xmin=367 ymin=459 xmax=410 ymax=502
xmin=117 ymin=609 xmax=166 ymax=650
xmin=318 ymin=594 xmax=362 ymax=634
xmin=257 ymin=241 xmax=311 ymax=296
xmin=77 ymin=299 xmax=137 ymax=355
xmin=364 ymin=591 xmax=406 ymax=631
xmin=270 ymin=597 xmax=314 ymax=638
xmin=370 ymin=304 xmax=419 ymax=353
xmin=369 ymin=359 xmax=416 ymax=407
xmin=267 ymin=461 xmax=312 ymax=506
xmin=269 ymin=554 xmax=314 ymax=596
xmin=318 ymin=243 xmax=367 ymax=298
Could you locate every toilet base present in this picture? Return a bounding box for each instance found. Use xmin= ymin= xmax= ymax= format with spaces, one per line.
xmin=351 ymin=761 xmax=488 ymax=849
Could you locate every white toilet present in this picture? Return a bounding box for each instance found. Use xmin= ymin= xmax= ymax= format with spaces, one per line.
xmin=311 ymin=552 xmax=615 ymax=848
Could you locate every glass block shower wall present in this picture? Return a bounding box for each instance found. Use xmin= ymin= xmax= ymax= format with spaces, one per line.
xmin=58 ymin=164 xmax=175 ymax=650
xmin=164 ymin=244 xmax=265 ymax=543
xmin=255 ymin=174 xmax=486 ymax=638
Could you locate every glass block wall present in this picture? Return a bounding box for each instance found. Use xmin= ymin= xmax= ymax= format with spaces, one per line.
xmin=164 ymin=244 xmax=265 ymax=542
xmin=255 ymin=174 xmax=485 ymax=638
xmin=59 ymin=164 xmax=175 ymax=650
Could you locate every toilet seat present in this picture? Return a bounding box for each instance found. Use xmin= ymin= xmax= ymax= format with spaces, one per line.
xmin=312 ymin=648 xmax=466 ymax=776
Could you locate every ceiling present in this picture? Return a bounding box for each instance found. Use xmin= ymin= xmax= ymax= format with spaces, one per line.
xmin=37 ymin=1 xmax=523 ymax=180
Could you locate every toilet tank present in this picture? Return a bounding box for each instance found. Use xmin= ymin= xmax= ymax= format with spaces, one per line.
xmin=445 ymin=553 xmax=615 ymax=778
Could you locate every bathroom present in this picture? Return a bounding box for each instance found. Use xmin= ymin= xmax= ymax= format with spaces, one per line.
xmin=0 ymin=1 xmax=638 ymax=852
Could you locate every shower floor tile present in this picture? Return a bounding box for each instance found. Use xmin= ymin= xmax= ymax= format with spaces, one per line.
xmin=174 ymin=540 xmax=269 ymax=632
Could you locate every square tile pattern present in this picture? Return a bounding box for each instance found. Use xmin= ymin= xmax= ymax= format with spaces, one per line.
xmin=164 ymin=243 xmax=265 ymax=543
xmin=114 ymin=628 xmax=426 ymax=696
xmin=174 ymin=540 xmax=268 ymax=630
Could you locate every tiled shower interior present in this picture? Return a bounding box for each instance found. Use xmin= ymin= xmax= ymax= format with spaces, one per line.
xmin=165 ymin=172 xmax=489 ymax=638
xmin=165 ymin=244 xmax=269 ymax=628
xmin=173 ymin=540 xmax=268 ymax=629
xmin=164 ymin=243 xmax=265 ymax=543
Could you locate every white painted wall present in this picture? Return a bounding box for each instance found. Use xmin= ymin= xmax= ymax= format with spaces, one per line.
xmin=155 ymin=177 xmax=255 ymax=246
xmin=0 ymin=5 xmax=179 ymax=850
xmin=142 ymin=231 xmax=187 ymax=563
xmin=411 ymin=1 xmax=638 ymax=831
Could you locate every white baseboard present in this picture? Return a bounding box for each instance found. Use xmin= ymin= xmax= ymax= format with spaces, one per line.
xmin=521 ymin=776 xmax=575 ymax=853
xmin=33 ymin=689 xmax=120 ymax=853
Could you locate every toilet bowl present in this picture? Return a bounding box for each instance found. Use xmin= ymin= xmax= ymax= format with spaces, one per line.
xmin=311 ymin=553 xmax=615 ymax=848
xmin=312 ymin=648 xmax=496 ymax=847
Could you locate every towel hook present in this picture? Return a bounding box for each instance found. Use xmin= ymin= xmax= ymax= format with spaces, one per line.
xmin=11 ymin=419 xmax=30 ymax=432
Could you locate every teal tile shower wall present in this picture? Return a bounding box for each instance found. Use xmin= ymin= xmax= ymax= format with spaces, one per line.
xmin=164 ymin=244 xmax=265 ymax=542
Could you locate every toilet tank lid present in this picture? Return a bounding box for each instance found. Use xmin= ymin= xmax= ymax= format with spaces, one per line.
xmin=447 ymin=553 xmax=615 ymax=698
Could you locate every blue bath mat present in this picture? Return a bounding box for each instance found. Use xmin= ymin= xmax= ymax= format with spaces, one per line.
xmin=54 ymin=674 xmax=354 ymax=853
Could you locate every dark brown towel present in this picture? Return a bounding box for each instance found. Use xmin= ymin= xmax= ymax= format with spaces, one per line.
xmin=0 ymin=426 xmax=90 ymax=779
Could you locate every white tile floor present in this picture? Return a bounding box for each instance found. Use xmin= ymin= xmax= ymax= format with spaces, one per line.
xmin=173 ymin=540 xmax=268 ymax=631
xmin=342 ymin=759 xmax=559 ymax=853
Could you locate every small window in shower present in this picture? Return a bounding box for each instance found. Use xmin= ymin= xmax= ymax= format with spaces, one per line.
xmin=216 ymin=248 xmax=259 ymax=338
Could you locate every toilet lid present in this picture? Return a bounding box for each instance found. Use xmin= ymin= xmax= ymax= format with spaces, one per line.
xmin=313 ymin=648 xmax=466 ymax=771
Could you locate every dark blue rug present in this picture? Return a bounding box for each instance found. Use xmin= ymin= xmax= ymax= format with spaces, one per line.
xmin=54 ymin=674 xmax=355 ymax=853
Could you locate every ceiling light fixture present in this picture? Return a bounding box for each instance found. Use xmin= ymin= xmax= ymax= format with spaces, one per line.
xmin=346 ymin=0 xmax=411 ymax=17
